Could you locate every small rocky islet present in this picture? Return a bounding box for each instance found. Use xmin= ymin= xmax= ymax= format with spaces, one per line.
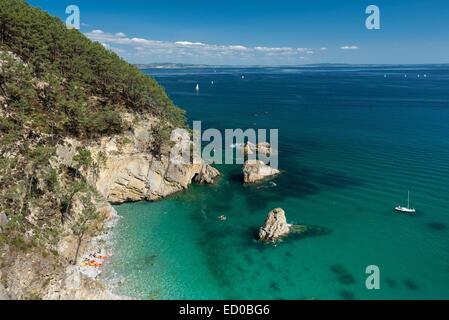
xmin=257 ymin=208 xmax=329 ymax=244
xmin=242 ymin=142 xmax=280 ymax=184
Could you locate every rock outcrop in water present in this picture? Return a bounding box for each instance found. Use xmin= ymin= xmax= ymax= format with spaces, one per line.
xmin=242 ymin=142 xmax=279 ymax=184
xmin=259 ymin=208 xmax=290 ymax=242
xmin=243 ymin=142 xmax=272 ymax=158
xmin=243 ymin=160 xmax=280 ymax=184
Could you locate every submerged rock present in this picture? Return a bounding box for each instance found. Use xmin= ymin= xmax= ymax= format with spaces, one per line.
xmin=259 ymin=208 xmax=290 ymax=242
xmin=243 ymin=160 xmax=279 ymax=184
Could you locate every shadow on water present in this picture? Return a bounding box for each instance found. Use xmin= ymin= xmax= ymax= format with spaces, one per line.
xmin=250 ymin=224 xmax=332 ymax=252
xmin=241 ymin=167 xmax=364 ymax=211
xmin=229 ymin=171 xmax=245 ymax=185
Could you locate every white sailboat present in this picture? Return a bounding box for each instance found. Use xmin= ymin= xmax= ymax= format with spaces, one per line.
xmin=195 ymin=83 xmax=200 ymax=92
xmin=395 ymin=191 xmax=416 ymax=214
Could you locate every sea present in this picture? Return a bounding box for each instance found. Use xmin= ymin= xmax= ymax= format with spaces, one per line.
xmin=103 ymin=65 xmax=449 ymax=300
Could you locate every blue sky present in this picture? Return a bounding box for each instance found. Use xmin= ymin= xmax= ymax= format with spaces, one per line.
xmin=28 ymin=0 xmax=449 ymax=65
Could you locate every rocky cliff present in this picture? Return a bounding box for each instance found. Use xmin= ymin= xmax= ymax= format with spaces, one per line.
xmin=55 ymin=115 xmax=220 ymax=204
xmin=0 ymin=0 xmax=220 ymax=300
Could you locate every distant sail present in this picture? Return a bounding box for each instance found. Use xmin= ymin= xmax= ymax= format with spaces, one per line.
xmin=195 ymin=84 xmax=200 ymax=92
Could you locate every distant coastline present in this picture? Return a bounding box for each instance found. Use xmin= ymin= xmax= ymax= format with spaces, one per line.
xmin=134 ymin=62 xmax=449 ymax=70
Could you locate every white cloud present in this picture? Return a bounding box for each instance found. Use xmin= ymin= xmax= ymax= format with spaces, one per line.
xmin=175 ymin=41 xmax=206 ymax=47
xmin=228 ymin=45 xmax=249 ymax=51
xmin=255 ymin=47 xmax=294 ymax=52
xmin=340 ymin=45 xmax=359 ymax=50
xmin=85 ymin=30 xmax=327 ymax=64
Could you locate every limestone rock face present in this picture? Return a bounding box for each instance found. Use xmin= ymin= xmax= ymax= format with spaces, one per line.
xmin=243 ymin=160 xmax=280 ymax=184
xmin=259 ymin=208 xmax=290 ymax=242
xmin=0 ymin=283 xmax=8 ymax=300
xmin=0 ymin=212 xmax=7 ymax=233
xmin=55 ymin=116 xmax=220 ymax=204
xmin=0 ymin=212 xmax=7 ymax=226
xmin=243 ymin=142 xmax=272 ymax=157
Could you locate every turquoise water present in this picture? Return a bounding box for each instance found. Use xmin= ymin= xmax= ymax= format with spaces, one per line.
xmin=106 ymin=66 xmax=449 ymax=300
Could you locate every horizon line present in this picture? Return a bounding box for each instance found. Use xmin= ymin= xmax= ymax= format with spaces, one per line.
xmin=133 ymin=62 xmax=449 ymax=68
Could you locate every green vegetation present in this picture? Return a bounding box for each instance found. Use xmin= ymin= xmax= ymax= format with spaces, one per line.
xmin=71 ymin=195 xmax=101 ymax=265
xmin=0 ymin=0 xmax=185 ymax=140
xmin=0 ymin=0 xmax=186 ymax=287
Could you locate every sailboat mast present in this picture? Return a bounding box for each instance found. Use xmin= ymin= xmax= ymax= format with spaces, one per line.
xmin=407 ymin=190 xmax=410 ymax=209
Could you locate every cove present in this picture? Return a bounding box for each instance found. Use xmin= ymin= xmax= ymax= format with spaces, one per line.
xmin=104 ymin=65 xmax=449 ymax=300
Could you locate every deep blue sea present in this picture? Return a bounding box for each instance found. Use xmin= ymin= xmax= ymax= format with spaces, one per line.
xmin=105 ymin=65 xmax=449 ymax=300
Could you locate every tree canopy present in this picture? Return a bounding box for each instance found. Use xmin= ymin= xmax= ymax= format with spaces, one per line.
xmin=0 ymin=0 xmax=185 ymax=141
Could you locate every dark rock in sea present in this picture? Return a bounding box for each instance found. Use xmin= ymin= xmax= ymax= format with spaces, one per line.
xmin=404 ymin=280 xmax=419 ymax=291
xmin=339 ymin=290 xmax=355 ymax=300
xmin=386 ymin=279 xmax=397 ymax=288
xmin=269 ymin=281 xmax=281 ymax=292
xmin=338 ymin=273 xmax=356 ymax=285
xmin=427 ymin=222 xmax=447 ymax=231
xmin=330 ymin=264 xmax=347 ymax=275
xmin=330 ymin=264 xmax=356 ymax=285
